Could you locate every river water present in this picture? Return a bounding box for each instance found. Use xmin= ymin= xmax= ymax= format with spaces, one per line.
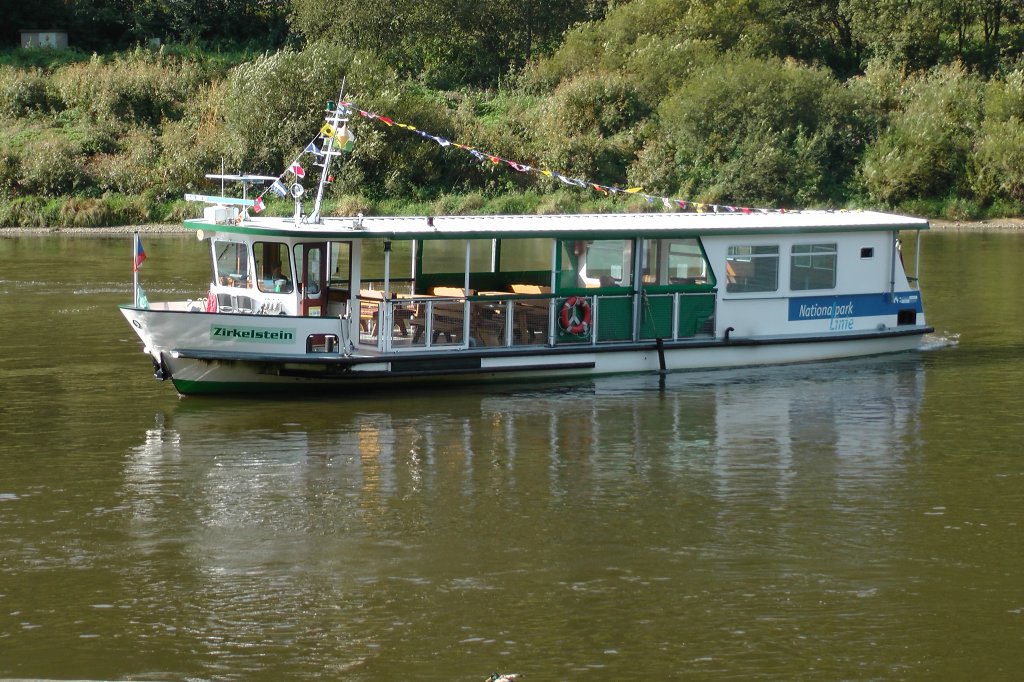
xmin=0 ymin=230 xmax=1022 ymax=680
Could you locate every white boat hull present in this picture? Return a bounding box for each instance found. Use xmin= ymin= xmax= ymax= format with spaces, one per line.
xmin=122 ymin=305 xmax=929 ymax=395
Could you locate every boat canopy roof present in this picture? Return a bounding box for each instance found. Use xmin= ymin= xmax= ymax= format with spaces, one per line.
xmin=186 ymin=209 xmax=928 ymax=242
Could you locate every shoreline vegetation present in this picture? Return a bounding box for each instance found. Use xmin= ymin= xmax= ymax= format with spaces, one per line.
xmin=9 ymin=2 xmax=1024 ymax=230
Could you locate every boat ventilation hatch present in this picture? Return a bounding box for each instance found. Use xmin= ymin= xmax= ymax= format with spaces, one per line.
xmin=896 ymin=309 xmax=917 ymax=326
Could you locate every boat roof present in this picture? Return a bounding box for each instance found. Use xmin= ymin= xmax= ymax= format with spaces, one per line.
xmin=186 ymin=209 xmax=929 ymax=241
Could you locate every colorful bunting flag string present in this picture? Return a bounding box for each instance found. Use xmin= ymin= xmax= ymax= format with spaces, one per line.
xmin=246 ymin=99 xmax=802 ymax=216
xmin=337 ymin=100 xmax=789 ymax=215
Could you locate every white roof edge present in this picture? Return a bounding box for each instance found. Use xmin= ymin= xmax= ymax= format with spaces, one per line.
xmin=320 ymin=210 xmax=929 ymax=233
xmin=199 ymin=210 xmax=928 ymax=237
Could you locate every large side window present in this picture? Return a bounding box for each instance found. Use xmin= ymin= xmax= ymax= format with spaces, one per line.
xmin=499 ymin=238 xmax=553 ymax=272
xmin=214 ymin=240 xmax=249 ymax=288
xmin=790 ymin=243 xmax=837 ymax=291
xmin=254 ymin=242 xmax=293 ymax=293
xmin=581 ymin=239 xmax=633 ymax=287
xmin=641 ymin=238 xmax=707 ymax=285
xmin=726 ymin=245 xmax=779 ymax=293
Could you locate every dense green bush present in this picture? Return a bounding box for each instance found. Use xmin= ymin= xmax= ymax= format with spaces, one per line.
xmin=16 ymin=131 xmax=88 ymax=196
xmin=529 ymin=71 xmax=651 ymax=186
xmin=966 ymin=70 xmax=1024 ymax=206
xmin=524 ymin=0 xmax=688 ymax=90
xmin=0 ymin=196 xmax=52 ymax=227
xmin=970 ymin=118 xmax=1024 ymax=203
xmin=155 ymin=83 xmax=230 ymax=200
xmin=0 ymin=67 xmax=54 ymax=118
xmin=86 ymin=128 xmax=161 ymax=195
xmin=222 ymin=43 xmax=353 ymax=173
xmin=631 ymin=55 xmax=864 ymax=206
xmin=860 ymin=63 xmax=984 ymax=205
xmin=49 ymin=48 xmax=206 ymax=128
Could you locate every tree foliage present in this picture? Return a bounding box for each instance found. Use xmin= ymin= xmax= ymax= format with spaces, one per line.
xmin=9 ymin=0 xmax=1024 ymax=226
xmin=289 ymin=0 xmax=607 ymax=88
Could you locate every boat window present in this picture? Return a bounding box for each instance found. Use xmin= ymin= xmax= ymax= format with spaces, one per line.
xmin=420 ymin=239 xmax=491 ymax=273
xmin=214 ymin=240 xmax=250 ymax=288
xmin=254 ymin=242 xmax=293 ymax=293
xmin=641 ymin=238 xmax=706 ymax=285
xmin=579 ymin=239 xmax=633 ymax=287
xmin=293 ymin=243 xmax=325 ymax=299
xmin=790 ymin=243 xmax=837 ymax=291
xmin=499 ymin=238 xmax=554 ymax=272
xmin=726 ymin=245 xmax=779 ymax=293
xmin=329 ymin=241 xmax=351 ymax=286
xmin=359 ymin=240 xmax=413 ymax=282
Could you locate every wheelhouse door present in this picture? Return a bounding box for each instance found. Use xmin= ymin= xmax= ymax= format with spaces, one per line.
xmin=296 ymin=242 xmax=327 ymax=316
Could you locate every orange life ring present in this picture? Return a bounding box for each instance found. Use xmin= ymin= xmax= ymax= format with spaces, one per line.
xmin=559 ymin=296 xmax=592 ymax=336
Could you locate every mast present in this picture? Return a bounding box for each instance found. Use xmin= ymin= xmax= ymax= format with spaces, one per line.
xmin=309 ymin=76 xmax=347 ymax=224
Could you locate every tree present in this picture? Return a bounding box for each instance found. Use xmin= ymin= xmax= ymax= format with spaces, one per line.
xmin=289 ymin=0 xmax=607 ymax=88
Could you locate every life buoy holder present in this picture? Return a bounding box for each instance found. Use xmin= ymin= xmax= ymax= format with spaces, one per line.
xmin=559 ymin=296 xmax=592 ymax=336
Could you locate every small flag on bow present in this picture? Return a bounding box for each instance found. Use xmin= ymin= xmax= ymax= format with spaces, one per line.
xmin=134 ymin=235 xmax=146 ymax=272
xmin=290 ymin=162 xmax=305 ymax=178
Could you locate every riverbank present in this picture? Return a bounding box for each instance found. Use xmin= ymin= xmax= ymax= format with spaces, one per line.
xmin=3 ymin=217 xmax=1024 ymax=237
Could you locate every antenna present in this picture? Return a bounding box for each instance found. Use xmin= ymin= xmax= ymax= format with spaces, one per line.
xmin=309 ymin=75 xmax=347 ymax=224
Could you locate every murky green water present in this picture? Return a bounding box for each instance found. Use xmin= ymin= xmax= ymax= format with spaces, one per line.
xmin=1 ymin=231 xmax=1022 ymax=680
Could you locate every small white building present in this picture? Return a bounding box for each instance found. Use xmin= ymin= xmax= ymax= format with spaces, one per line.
xmin=20 ymin=30 xmax=69 ymax=50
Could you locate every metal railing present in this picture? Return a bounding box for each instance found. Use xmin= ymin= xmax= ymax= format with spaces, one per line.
xmin=357 ymin=291 xmax=716 ymax=352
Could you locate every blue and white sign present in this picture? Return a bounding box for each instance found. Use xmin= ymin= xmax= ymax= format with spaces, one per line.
xmin=789 ymin=292 xmax=922 ymax=329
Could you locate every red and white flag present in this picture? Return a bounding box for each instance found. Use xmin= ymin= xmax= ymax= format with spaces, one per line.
xmin=290 ymin=162 xmax=305 ymax=178
xmin=253 ymin=196 xmax=265 ymax=213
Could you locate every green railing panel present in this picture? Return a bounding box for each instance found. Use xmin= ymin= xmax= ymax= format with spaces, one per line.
xmin=596 ymin=296 xmax=633 ymax=342
xmin=679 ymin=293 xmax=716 ymax=337
xmin=639 ymin=295 xmax=673 ymax=340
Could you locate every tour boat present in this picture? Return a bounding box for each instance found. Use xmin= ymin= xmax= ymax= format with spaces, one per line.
xmin=120 ymin=101 xmax=932 ymax=395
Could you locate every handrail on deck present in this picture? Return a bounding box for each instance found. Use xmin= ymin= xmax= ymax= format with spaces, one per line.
xmin=359 ymin=289 xmax=716 ymax=352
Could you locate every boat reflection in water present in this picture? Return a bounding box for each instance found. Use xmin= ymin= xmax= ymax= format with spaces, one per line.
xmin=119 ymin=355 xmax=927 ymax=677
